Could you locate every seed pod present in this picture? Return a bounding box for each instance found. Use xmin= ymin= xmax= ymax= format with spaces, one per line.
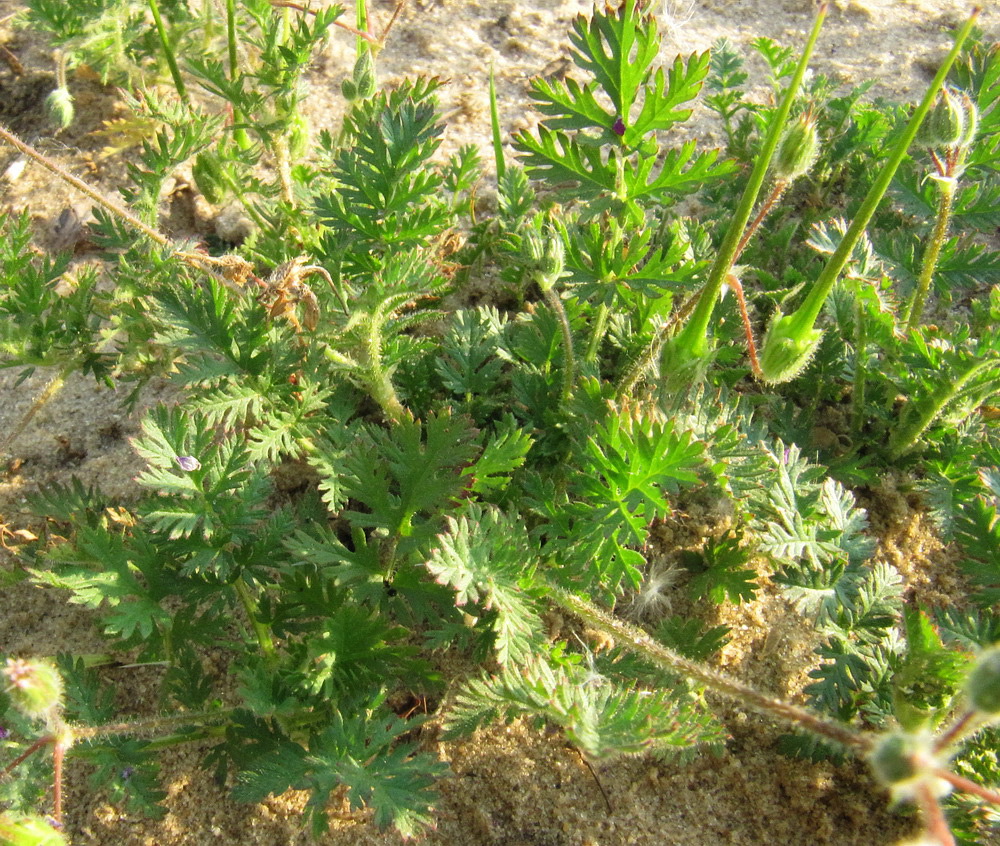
xmin=2 ymin=658 xmax=64 ymax=722
xmin=45 ymin=88 xmax=74 ymax=130
xmin=967 ymin=646 xmax=1000 ymax=715
xmin=773 ymin=113 xmax=819 ymax=182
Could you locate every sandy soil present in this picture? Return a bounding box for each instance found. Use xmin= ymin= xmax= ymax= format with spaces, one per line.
xmin=1 ymin=0 xmax=998 ymax=844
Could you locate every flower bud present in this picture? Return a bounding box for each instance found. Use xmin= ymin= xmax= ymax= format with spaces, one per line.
xmin=287 ymin=114 xmax=310 ymax=160
xmin=868 ymin=730 xmax=951 ymax=802
xmin=916 ymin=87 xmax=971 ymax=150
xmin=870 ymin=732 xmax=919 ymax=785
xmin=343 ymin=51 xmax=376 ymax=102
xmin=2 ymin=658 xmax=64 ymax=722
xmin=192 ymin=151 xmax=226 ymax=204
xmin=757 ymin=310 xmax=822 ymax=384
xmin=773 ymin=113 xmax=819 ymax=182
xmin=967 ymin=646 xmax=1000 ymax=715
xmin=521 ymin=227 xmax=565 ymax=291
xmin=957 ymin=90 xmax=979 ymax=150
xmin=45 ymin=88 xmax=74 ymax=130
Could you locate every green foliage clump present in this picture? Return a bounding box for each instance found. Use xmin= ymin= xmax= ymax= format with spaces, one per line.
xmin=3 ymin=1 xmax=1000 ymax=843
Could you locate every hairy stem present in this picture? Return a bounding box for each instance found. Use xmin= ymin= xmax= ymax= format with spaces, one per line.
xmin=1 ymin=367 xmax=67 ymax=455
xmin=362 ymin=315 xmax=406 ymax=424
xmin=542 ymin=286 xmax=576 ymax=405
xmin=547 ymin=585 xmax=869 ymax=752
xmin=888 ymin=357 xmax=998 ymax=459
xmin=669 ymin=3 xmax=828 ymax=364
xmin=782 ymin=8 xmax=979 ymax=345
xmin=0 ymin=123 xmax=169 ymax=249
xmin=233 ymin=576 xmax=278 ymax=664
xmin=226 ymin=0 xmax=252 ymax=150
xmin=903 ymin=175 xmax=955 ymax=332
xmin=147 ymin=0 xmax=189 ymax=105
xmin=585 ymin=302 xmax=609 ymax=364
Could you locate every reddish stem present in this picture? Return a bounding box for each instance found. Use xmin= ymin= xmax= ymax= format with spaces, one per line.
xmin=915 ymin=781 xmax=955 ymax=846
xmin=2 ymin=734 xmax=53 ymax=775
xmin=52 ymin=739 xmax=65 ymax=825
xmin=727 ymin=273 xmax=762 ymax=378
xmin=935 ymin=768 xmax=1000 ymax=806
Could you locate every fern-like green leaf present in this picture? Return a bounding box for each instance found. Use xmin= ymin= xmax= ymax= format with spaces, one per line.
xmin=423 ymin=504 xmax=543 ymax=664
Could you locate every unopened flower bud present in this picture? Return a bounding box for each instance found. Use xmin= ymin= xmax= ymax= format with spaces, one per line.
xmin=868 ymin=730 xmax=951 ymax=801
xmin=916 ymin=87 xmax=972 ymax=151
xmin=45 ymin=88 xmax=74 ymax=130
xmin=192 ymin=152 xmax=226 ymax=204
xmin=2 ymin=659 xmax=63 ymax=722
xmin=967 ymin=646 xmax=1000 ymax=715
xmin=757 ymin=310 xmax=822 ymax=384
xmin=958 ymin=90 xmax=979 ymax=150
xmin=174 ymin=455 xmax=201 ymax=472
xmin=773 ymin=113 xmax=819 ymax=182
xmin=870 ymin=732 xmax=919 ymax=785
xmin=522 ymin=227 xmax=565 ymax=291
xmin=343 ymin=51 xmax=376 ymax=101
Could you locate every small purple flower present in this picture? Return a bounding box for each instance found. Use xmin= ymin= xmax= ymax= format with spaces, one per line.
xmin=175 ymin=455 xmax=201 ymax=472
xmin=612 ymin=116 xmax=626 ymax=137
xmin=0 ymin=725 xmax=9 ymax=740
xmin=120 ymin=766 xmax=135 ymax=781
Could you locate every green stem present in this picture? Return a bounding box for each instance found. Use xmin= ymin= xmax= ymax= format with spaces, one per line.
xmin=851 ymin=295 xmax=869 ymax=438
xmin=785 ymin=9 xmax=980 ymax=342
xmin=543 ymin=287 xmax=576 ymax=404
xmin=363 ymin=315 xmax=406 ymax=424
xmin=547 ymin=584 xmax=869 ymax=753
xmin=0 ymin=123 xmax=170 ymax=249
xmin=1 ymin=367 xmax=68 ymax=455
xmin=585 ymin=302 xmax=609 ymax=364
xmin=274 ymin=135 xmax=295 ymax=207
xmin=147 ymin=0 xmax=189 ymax=105
xmin=233 ymin=576 xmax=278 ymax=664
xmin=903 ymin=176 xmax=955 ymax=332
xmin=356 ymin=0 xmax=368 ymax=56
xmin=226 ymin=0 xmax=252 ymax=150
xmin=489 ymin=64 xmax=505 ymax=183
xmin=200 ymin=0 xmax=216 ymax=52
xmin=887 ymin=356 xmax=997 ymax=460
xmin=70 ymin=708 xmax=233 ymax=743
xmin=672 ymin=3 xmax=828 ymax=362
